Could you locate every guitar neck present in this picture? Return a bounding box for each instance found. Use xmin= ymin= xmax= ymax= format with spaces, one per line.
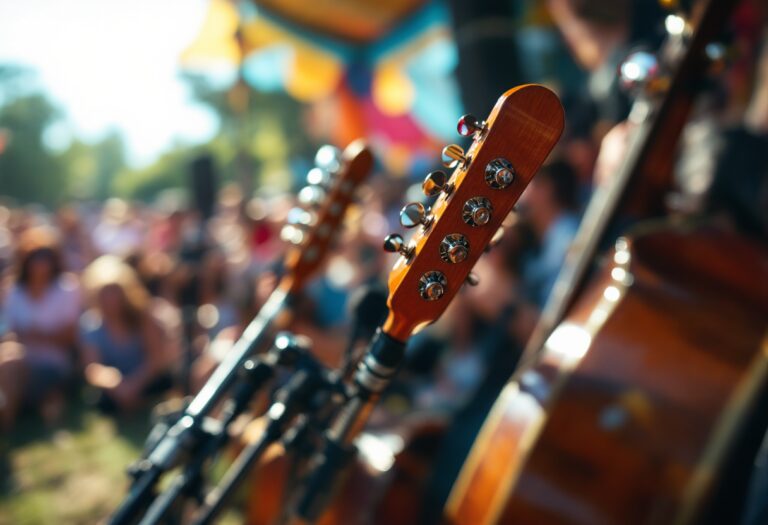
xmin=522 ymin=0 xmax=739 ymax=361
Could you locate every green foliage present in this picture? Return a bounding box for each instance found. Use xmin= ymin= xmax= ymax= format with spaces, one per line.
xmin=0 ymin=64 xmax=316 ymax=206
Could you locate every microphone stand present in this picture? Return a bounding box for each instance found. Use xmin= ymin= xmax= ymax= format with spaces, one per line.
xmin=109 ymin=291 xmax=289 ymax=525
xmin=288 ymin=327 xmax=407 ymax=523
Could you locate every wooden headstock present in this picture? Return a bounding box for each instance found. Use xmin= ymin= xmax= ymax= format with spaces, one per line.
xmin=279 ymin=139 xmax=374 ymax=294
xmin=382 ymin=85 xmax=564 ymax=341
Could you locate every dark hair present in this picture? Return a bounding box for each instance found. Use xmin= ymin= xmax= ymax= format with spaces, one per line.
xmin=539 ymin=160 xmax=580 ymax=211
xmin=16 ymin=228 xmax=63 ymax=287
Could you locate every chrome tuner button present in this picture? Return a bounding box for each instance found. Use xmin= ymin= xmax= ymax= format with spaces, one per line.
xmin=399 ymin=202 xmax=433 ymax=229
xmin=619 ymin=51 xmax=659 ymax=93
xmin=457 ymin=114 xmax=487 ymax=137
xmin=280 ymin=224 xmax=305 ymax=245
xmin=286 ymin=207 xmax=314 ymax=226
xmin=418 ymin=271 xmax=448 ymax=301
xmin=441 ymin=144 xmax=467 ymax=169
xmin=297 ymin=185 xmax=326 ymax=206
xmin=314 ymin=145 xmax=342 ymax=174
xmin=465 ymin=272 xmax=479 ymax=286
xmin=485 ymin=158 xmax=515 ymax=189
xmin=306 ymin=167 xmax=331 ymax=186
xmin=422 ymin=170 xmax=453 ymax=197
xmin=462 ymin=197 xmax=493 ymax=227
xmin=439 ymin=233 xmax=469 ymax=264
xmin=383 ymin=233 xmax=413 ymax=260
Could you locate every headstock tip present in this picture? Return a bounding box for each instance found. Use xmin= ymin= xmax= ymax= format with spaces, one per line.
xmin=341 ymin=139 xmax=375 ymax=179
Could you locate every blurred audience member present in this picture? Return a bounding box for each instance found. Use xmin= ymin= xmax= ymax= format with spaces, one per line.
xmin=0 ymin=227 xmax=81 ymax=427
xmin=92 ymin=198 xmax=144 ymax=256
xmin=79 ymin=255 xmax=179 ymax=413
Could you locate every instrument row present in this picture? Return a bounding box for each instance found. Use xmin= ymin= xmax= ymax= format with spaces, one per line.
xmin=110 ymin=1 xmax=768 ymax=523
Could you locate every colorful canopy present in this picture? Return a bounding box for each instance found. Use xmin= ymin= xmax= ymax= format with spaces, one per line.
xmin=182 ymin=0 xmax=464 ymax=177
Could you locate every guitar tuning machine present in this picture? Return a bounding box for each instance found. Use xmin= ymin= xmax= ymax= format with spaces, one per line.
xmin=418 ymin=271 xmax=448 ymax=301
xmin=619 ymin=51 xmax=662 ymax=94
xmin=465 ymin=272 xmax=479 ymax=287
xmin=297 ymin=185 xmax=327 ymax=207
xmin=485 ymin=158 xmax=515 ymax=189
xmin=314 ymin=145 xmax=342 ymax=174
xmin=441 ymin=144 xmax=468 ymax=170
xmin=280 ymin=224 xmax=305 ymax=245
xmin=306 ymin=167 xmax=332 ymax=187
xmin=399 ymin=202 xmax=434 ymax=230
xmin=422 ymin=170 xmax=454 ymax=198
xmin=286 ymin=207 xmax=315 ymax=227
xmin=462 ymin=197 xmax=493 ymax=227
xmin=440 ymin=233 xmax=469 ymax=264
xmin=383 ymin=233 xmax=414 ymax=260
xmin=457 ymin=114 xmax=487 ymax=138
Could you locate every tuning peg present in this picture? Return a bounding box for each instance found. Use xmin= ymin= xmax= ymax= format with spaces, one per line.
xmin=383 ymin=233 xmax=413 ymax=259
xmin=422 ymin=170 xmax=453 ymax=197
xmin=457 ymin=114 xmax=487 ymax=138
xmin=399 ymin=202 xmax=433 ymax=229
xmin=280 ymin=224 xmax=305 ymax=245
xmin=418 ymin=271 xmax=448 ymax=301
xmin=286 ymin=207 xmax=314 ymax=227
xmin=306 ymin=167 xmax=332 ymax=187
xmin=705 ymin=42 xmax=727 ymax=75
xmin=314 ymin=145 xmax=342 ymax=174
xmin=442 ymin=144 xmax=467 ymax=169
xmin=486 ymin=227 xmax=505 ymax=252
xmin=619 ymin=51 xmax=660 ymax=93
xmin=465 ymin=272 xmax=479 ymax=286
xmin=440 ymin=233 xmax=469 ymax=264
xmin=297 ymin=185 xmax=326 ymax=206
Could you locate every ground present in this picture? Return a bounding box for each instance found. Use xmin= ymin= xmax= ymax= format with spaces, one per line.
xmin=0 ymin=399 xmax=243 ymax=525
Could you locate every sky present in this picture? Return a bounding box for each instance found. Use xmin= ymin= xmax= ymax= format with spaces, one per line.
xmin=0 ymin=0 xmax=226 ymax=166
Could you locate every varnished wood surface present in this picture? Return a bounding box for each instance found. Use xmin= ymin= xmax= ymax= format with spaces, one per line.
xmin=245 ymin=418 xmax=445 ymax=525
xmin=445 ymin=224 xmax=768 ymax=524
xmin=384 ymin=84 xmax=564 ymax=341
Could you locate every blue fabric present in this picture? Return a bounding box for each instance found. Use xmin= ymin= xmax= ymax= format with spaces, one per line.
xmin=522 ymin=213 xmax=579 ymax=308
xmin=81 ymin=317 xmax=144 ymax=377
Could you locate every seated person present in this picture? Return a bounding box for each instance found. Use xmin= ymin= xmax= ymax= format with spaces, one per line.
xmin=79 ymin=255 xmax=179 ymax=412
xmin=0 ymin=227 xmax=81 ymax=429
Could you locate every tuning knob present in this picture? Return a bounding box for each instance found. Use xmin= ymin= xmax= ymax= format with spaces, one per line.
xmin=462 ymin=197 xmax=493 ymax=227
xmin=619 ymin=51 xmax=660 ymax=93
xmin=486 ymin=227 xmax=505 ymax=252
xmin=422 ymin=170 xmax=453 ymax=197
xmin=485 ymin=158 xmax=515 ymax=189
xmin=286 ymin=207 xmax=314 ymax=227
xmin=418 ymin=271 xmax=448 ymax=301
xmin=297 ymin=185 xmax=326 ymax=206
xmin=457 ymin=114 xmax=487 ymax=137
xmin=399 ymin=202 xmax=433 ymax=229
xmin=440 ymin=234 xmax=469 ymax=264
xmin=465 ymin=272 xmax=479 ymax=286
xmin=280 ymin=224 xmax=305 ymax=245
xmin=306 ymin=167 xmax=331 ymax=187
xmin=441 ymin=144 xmax=467 ymax=169
xmin=314 ymin=145 xmax=342 ymax=174
xmin=383 ymin=233 xmax=414 ymax=259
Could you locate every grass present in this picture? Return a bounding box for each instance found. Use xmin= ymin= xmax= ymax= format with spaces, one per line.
xmin=0 ymin=398 xmax=244 ymax=525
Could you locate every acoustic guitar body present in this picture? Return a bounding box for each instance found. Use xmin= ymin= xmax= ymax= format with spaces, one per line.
xmin=446 ymin=224 xmax=768 ymax=525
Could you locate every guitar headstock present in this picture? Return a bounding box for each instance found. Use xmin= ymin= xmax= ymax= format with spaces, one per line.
xmin=280 ymin=139 xmax=374 ymax=294
xmin=381 ymin=85 xmax=564 ymax=341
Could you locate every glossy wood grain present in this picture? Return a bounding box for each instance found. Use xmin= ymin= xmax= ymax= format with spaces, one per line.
xmin=445 ymin=224 xmax=768 ymax=525
xmin=383 ymin=84 xmax=564 ymax=341
xmin=245 ymin=418 xmax=445 ymax=525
